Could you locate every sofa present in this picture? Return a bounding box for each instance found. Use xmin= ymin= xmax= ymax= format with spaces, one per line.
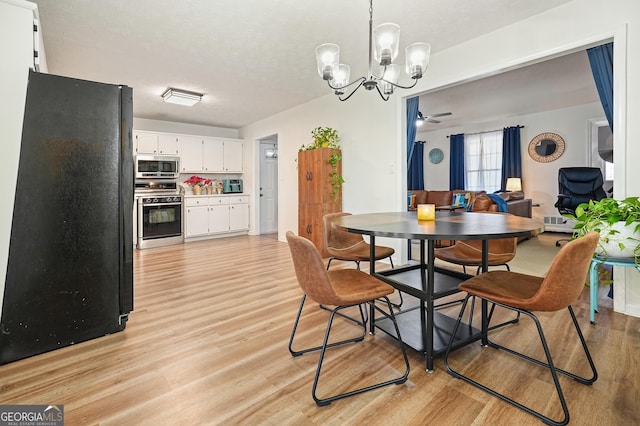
xmin=408 ymin=189 xmax=532 ymax=219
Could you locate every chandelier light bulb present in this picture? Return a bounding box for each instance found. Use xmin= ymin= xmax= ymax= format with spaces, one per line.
xmin=373 ymin=23 xmax=400 ymax=66
xmin=330 ymin=64 xmax=351 ymax=94
xmin=315 ymin=43 xmax=340 ymax=80
xmin=405 ymin=42 xmax=431 ymax=79
xmin=381 ymin=64 xmax=400 ymax=95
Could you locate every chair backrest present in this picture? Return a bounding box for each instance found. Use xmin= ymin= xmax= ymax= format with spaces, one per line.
xmin=456 ymin=237 xmax=518 ymax=259
xmin=286 ymin=231 xmax=342 ymax=306
xmin=527 ymin=232 xmax=599 ymax=311
xmin=557 ymin=167 xmax=607 ymax=213
xmin=322 ymin=212 xmax=364 ymax=253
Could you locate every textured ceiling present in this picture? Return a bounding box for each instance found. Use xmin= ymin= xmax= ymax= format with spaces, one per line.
xmin=418 ymin=50 xmax=600 ymax=131
xmin=31 ymin=0 xmax=573 ymax=129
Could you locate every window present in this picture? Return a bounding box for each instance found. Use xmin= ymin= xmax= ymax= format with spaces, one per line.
xmin=464 ymin=130 xmax=503 ymax=192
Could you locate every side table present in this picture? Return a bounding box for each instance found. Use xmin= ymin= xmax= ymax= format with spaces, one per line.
xmin=589 ymin=256 xmax=640 ymax=324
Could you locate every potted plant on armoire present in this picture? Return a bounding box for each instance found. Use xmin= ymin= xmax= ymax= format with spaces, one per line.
xmin=298 ymin=127 xmax=345 ymax=257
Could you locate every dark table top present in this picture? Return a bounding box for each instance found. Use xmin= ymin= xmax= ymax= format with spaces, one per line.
xmin=333 ymin=211 xmax=544 ymax=241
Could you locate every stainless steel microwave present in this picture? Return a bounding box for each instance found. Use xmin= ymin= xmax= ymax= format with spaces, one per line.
xmin=135 ymin=155 xmax=180 ymax=179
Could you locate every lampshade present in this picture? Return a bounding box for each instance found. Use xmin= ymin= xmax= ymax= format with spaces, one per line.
xmin=506 ymin=177 xmax=522 ymax=192
xmin=380 ymin=64 xmax=400 ymax=95
xmin=330 ymin=64 xmax=351 ymax=93
xmin=315 ymin=43 xmax=340 ymax=80
xmin=373 ymin=23 xmax=400 ymax=65
xmin=161 ymin=88 xmax=203 ymax=106
xmin=405 ymin=42 xmax=431 ymax=79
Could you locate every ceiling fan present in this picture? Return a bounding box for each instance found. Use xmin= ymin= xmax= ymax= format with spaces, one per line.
xmin=417 ymin=111 xmax=452 ymax=125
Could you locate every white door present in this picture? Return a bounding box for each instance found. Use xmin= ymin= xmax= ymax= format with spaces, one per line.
xmin=259 ymin=139 xmax=278 ymax=234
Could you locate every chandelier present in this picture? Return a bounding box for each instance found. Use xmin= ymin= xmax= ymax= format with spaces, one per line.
xmin=315 ymin=0 xmax=431 ymax=101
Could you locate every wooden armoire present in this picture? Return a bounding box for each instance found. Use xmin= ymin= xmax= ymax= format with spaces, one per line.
xmin=298 ymin=148 xmax=342 ymax=257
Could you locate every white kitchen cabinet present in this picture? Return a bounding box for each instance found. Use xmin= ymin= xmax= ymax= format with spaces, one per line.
xmin=180 ymin=137 xmax=223 ymax=173
xmin=184 ymin=198 xmax=209 ymax=237
xmin=203 ymin=138 xmax=224 ymax=172
xmin=179 ymin=136 xmax=204 ymax=172
xmin=229 ymin=195 xmax=249 ymax=231
xmin=184 ymin=195 xmax=249 ymax=241
xmin=134 ymin=131 xmax=179 ymax=156
xmin=223 ymin=140 xmax=244 ymax=172
xmin=209 ymin=205 xmax=230 ymax=233
xmin=179 ymin=137 xmax=243 ymax=173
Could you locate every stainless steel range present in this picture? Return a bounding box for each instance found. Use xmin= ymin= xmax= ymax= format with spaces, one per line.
xmin=135 ymin=178 xmax=183 ymax=249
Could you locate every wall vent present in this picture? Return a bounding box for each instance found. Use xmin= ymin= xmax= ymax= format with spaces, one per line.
xmin=544 ymin=216 xmax=566 ymax=225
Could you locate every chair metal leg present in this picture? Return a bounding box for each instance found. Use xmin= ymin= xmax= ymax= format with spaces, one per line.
xmin=444 ymin=298 xmax=597 ymax=426
xmin=308 ymin=297 xmax=410 ymax=406
xmin=467 ymin=264 xmax=519 ymax=330
xmin=326 ymin=258 xmax=334 ymax=271
xmin=289 ymin=294 xmax=366 ymax=357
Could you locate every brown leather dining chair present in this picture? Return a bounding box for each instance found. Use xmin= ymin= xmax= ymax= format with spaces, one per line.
xmin=434 ymin=228 xmax=518 ymax=326
xmin=323 ymin=212 xmax=395 ymax=271
xmin=444 ymin=232 xmax=599 ymax=426
xmin=286 ymin=231 xmax=410 ymax=406
xmin=434 ymin=237 xmax=518 ymax=275
xmin=323 ymin=212 xmax=402 ymax=309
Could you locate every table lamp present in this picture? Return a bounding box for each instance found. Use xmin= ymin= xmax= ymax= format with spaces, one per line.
xmin=417 ymin=204 xmax=436 ymax=221
xmin=505 ymin=177 xmax=522 ymax=192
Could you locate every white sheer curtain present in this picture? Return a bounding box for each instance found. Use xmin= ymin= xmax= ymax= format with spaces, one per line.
xmin=464 ymin=130 xmax=503 ymax=192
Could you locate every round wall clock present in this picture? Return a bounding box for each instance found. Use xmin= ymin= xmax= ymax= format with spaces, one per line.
xmin=428 ymin=148 xmax=444 ymax=164
xmin=528 ymin=132 xmax=565 ymax=163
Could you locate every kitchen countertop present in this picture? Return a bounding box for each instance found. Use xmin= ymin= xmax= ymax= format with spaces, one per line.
xmin=183 ymin=193 xmax=248 ymax=197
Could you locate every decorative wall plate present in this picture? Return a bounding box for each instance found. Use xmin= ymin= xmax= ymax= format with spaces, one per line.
xmin=528 ymin=132 xmax=565 ymax=163
xmin=428 ymin=148 xmax=444 ymax=164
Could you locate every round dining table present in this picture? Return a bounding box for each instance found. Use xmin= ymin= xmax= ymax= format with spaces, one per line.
xmin=332 ymin=211 xmax=544 ymax=372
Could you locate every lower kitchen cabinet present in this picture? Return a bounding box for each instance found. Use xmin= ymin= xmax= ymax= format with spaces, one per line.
xmin=229 ymin=202 xmax=249 ymax=231
xmin=184 ymin=195 xmax=249 ymax=240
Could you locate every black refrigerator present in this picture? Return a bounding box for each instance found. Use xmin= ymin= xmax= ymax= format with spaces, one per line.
xmin=0 ymin=70 xmax=134 ymax=364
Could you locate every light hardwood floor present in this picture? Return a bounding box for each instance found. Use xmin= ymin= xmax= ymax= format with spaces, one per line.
xmin=1 ymin=233 xmax=639 ymax=425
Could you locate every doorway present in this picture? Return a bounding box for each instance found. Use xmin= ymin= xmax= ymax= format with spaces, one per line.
xmin=259 ymin=136 xmax=278 ymax=236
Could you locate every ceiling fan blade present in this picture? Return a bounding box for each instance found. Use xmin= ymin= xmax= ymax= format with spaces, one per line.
xmin=424 ymin=112 xmax=452 ymax=118
xmin=425 ymin=118 xmax=441 ymax=123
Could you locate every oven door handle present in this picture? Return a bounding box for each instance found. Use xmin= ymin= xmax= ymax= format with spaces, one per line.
xmin=141 ymin=202 xmax=182 ymax=207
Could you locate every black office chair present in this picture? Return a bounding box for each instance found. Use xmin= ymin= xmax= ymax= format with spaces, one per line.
xmin=554 ymin=167 xmax=607 ymax=247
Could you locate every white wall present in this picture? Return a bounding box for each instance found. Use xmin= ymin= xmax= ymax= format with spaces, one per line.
xmin=0 ymin=0 xmax=39 ymax=312
xmin=240 ymin=0 xmax=640 ymax=316
xmin=417 ymin=102 xmax=606 ymax=226
xmin=240 ymin=89 xmax=403 ymax=254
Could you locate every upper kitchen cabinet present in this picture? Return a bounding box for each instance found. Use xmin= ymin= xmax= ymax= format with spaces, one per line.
xmin=222 ymin=140 xmax=244 ymax=172
xmin=134 ymin=131 xmax=180 ymax=156
xmin=180 ymin=137 xmax=243 ymax=173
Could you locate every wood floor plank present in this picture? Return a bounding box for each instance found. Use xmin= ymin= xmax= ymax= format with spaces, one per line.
xmin=0 ymin=233 xmax=638 ymax=425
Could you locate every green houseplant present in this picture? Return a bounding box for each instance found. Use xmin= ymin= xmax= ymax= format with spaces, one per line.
xmin=566 ymin=196 xmax=640 ymax=264
xmin=299 ymin=127 xmax=344 ymax=200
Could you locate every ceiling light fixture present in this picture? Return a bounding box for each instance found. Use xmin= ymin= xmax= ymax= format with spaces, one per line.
xmin=161 ymin=88 xmax=203 ymax=106
xmin=416 ymin=111 xmax=425 ymax=127
xmin=315 ymin=0 xmax=431 ymax=102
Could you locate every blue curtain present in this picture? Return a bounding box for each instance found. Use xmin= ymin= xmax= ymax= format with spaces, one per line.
xmin=501 ymin=126 xmax=522 ymax=190
xmin=408 ymin=142 xmax=424 ymax=190
xmin=449 ymin=133 xmax=465 ymax=190
xmin=587 ymin=42 xmax=614 ymax=130
xmin=406 ymin=97 xmax=422 ymax=189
